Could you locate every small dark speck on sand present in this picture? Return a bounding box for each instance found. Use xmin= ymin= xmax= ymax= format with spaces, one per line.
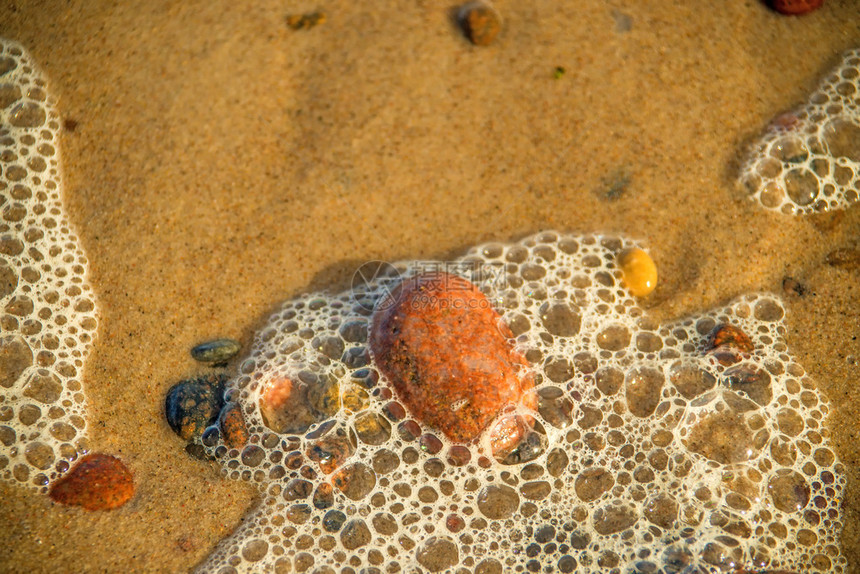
xmin=595 ymin=167 xmax=632 ymax=201
xmin=287 ymin=11 xmax=326 ymax=30
xmin=612 ymin=10 xmax=633 ymax=33
xmin=782 ymin=276 xmax=807 ymax=297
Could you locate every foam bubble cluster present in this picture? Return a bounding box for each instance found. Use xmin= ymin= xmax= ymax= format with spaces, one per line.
xmin=741 ymin=47 xmax=860 ymax=214
xmin=197 ymin=232 xmax=845 ymax=573
xmin=0 ymin=39 xmax=97 ymax=492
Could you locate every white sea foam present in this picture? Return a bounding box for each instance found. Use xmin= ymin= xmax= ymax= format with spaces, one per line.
xmin=0 ymin=39 xmax=97 ymax=492
xmin=741 ymin=48 xmax=860 ymax=214
xmin=198 ymin=231 xmax=845 ymax=573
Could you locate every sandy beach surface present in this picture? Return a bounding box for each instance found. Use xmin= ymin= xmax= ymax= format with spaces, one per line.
xmin=1 ymin=0 xmax=858 ymax=572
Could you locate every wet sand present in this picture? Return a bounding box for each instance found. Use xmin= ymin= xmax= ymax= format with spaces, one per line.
xmin=0 ymin=0 xmax=858 ymax=572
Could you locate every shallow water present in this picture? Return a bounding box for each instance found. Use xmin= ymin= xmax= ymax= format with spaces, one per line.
xmin=0 ymin=1 xmax=858 ymax=572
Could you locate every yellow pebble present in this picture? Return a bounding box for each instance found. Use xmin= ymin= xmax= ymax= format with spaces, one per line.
xmin=617 ymin=248 xmax=657 ymax=297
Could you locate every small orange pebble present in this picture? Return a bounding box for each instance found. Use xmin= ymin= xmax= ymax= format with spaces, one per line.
xmin=49 ymin=453 xmax=134 ymax=511
xmin=707 ymin=324 xmax=754 ymax=366
xmin=218 ymin=401 xmax=248 ymax=448
xmin=768 ymin=0 xmax=824 ymax=15
xmin=458 ymin=1 xmax=502 ymax=46
xmin=617 ymin=248 xmax=658 ymax=297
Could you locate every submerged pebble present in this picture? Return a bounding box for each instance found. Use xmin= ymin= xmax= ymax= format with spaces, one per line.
xmin=49 ymin=453 xmax=133 ymax=510
xmin=369 ymin=271 xmax=536 ymax=446
xmin=768 ymin=0 xmax=824 ymax=15
xmin=189 ymin=232 xmax=846 ymax=573
xmin=190 ymin=338 xmax=241 ymax=364
xmin=707 ymin=324 xmax=754 ymax=366
xmin=616 ymin=247 xmax=657 ymax=297
xmin=218 ymin=401 xmax=249 ymax=448
xmin=164 ymin=375 xmax=226 ymax=441
xmin=458 ymin=1 xmax=501 ymax=46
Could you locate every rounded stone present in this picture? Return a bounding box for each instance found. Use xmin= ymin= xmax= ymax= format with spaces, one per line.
xmin=218 ymin=401 xmax=248 ymax=448
xmin=190 ymin=338 xmax=241 ymax=364
xmin=617 ymin=248 xmax=658 ymax=297
xmin=369 ymin=272 xmax=535 ymax=445
xmin=164 ymin=375 xmax=225 ymax=441
xmin=458 ymin=1 xmax=502 ymax=46
xmin=49 ymin=453 xmax=134 ymax=510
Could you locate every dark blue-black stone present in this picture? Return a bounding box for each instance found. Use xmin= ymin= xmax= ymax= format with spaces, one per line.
xmin=164 ymin=375 xmax=225 ymax=441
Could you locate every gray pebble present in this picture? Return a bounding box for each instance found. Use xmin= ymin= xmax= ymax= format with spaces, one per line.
xmin=191 ymin=338 xmax=241 ymax=363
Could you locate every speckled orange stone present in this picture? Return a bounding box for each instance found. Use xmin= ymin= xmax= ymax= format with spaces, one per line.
xmin=218 ymin=401 xmax=249 ymax=448
xmin=369 ymin=272 xmax=535 ymax=444
xmin=49 ymin=453 xmax=134 ymax=511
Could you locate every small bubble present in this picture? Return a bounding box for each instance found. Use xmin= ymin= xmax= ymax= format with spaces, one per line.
xmin=592 ymin=501 xmax=638 ymax=535
xmin=477 ymin=484 xmax=519 ymax=519
xmin=539 ymin=302 xmax=581 ymax=337
xmin=784 ymin=168 xmax=820 ymax=206
xmin=625 ymin=367 xmax=664 ymax=417
xmin=340 ymin=519 xmax=371 ymax=550
xmin=240 ymin=539 xmax=268 ymax=562
xmin=768 ymin=470 xmax=810 ymax=513
xmin=596 ymin=324 xmax=631 ymax=351
xmin=9 ymin=101 xmax=46 ymax=127
xmin=574 ymin=467 xmax=614 ymax=502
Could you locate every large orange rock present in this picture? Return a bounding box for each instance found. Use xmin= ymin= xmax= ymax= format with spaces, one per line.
xmin=369 ymin=272 xmax=535 ymax=445
xmin=49 ymin=453 xmax=134 ymax=511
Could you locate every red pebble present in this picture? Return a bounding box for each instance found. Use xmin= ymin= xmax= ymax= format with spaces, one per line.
xmin=369 ymin=272 xmax=536 ymax=446
xmin=218 ymin=401 xmax=249 ymax=448
xmin=707 ymin=324 xmax=754 ymax=366
xmin=49 ymin=453 xmax=134 ymax=511
xmin=768 ymin=0 xmax=824 ymax=15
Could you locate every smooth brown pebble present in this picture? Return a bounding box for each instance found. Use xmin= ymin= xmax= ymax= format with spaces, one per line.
xmin=49 ymin=453 xmax=134 ymax=510
xmin=458 ymin=1 xmax=501 ymax=46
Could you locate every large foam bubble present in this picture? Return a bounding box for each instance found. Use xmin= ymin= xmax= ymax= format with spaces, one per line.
xmin=741 ymin=47 xmax=860 ymax=214
xmin=0 ymin=39 xmax=97 ymax=492
xmin=196 ymin=231 xmax=845 ymax=573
